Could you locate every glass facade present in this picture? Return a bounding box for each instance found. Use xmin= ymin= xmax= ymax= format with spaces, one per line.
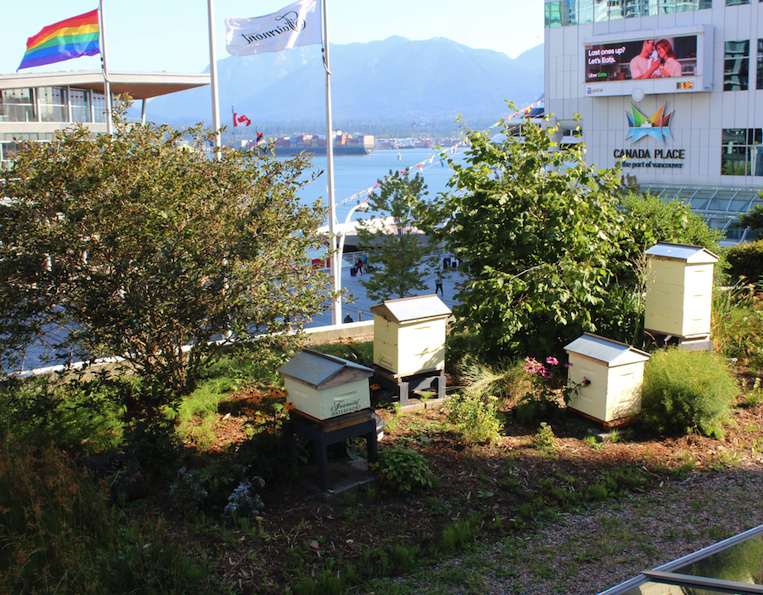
xmin=38 ymin=87 xmax=67 ymax=122
xmin=758 ymin=39 xmax=763 ymax=89
xmin=545 ymin=0 xmax=711 ymax=26
xmin=0 ymin=132 xmax=56 ymax=169
xmin=0 ymin=86 xmax=111 ymax=124
xmin=0 ymin=88 xmax=35 ymax=123
xmin=721 ymin=128 xmax=763 ymax=176
xmin=724 ymin=40 xmax=750 ymax=90
xmin=92 ymin=91 xmax=107 ymax=123
xmin=69 ymin=88 xmax=91 ymax=122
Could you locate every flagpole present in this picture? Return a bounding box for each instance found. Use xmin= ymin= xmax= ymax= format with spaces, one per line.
xmin=322 ymin=0 xmax=340 ymax=326
xmin=207 ymin=0 xmax=222 ymax=159
xmin=98 ymin=0 xmax=112 ymax=135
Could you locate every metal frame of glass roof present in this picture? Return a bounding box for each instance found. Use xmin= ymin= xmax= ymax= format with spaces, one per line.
xmin=599 ymin=524 xmax=763 ymax=594
xmin=643 ymin=184 xmax=763 ymax=244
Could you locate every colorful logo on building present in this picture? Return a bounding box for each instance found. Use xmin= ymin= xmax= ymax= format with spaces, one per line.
xmin=626 ymin=103 xmax=673 ymax=144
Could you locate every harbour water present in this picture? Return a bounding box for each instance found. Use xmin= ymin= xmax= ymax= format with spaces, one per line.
xmin=295 ymin=147 xmax=466 ymax=225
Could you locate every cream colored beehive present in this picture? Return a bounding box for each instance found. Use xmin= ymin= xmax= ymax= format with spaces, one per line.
xmin=371 ymin=295 xmax=451 ymax=377
xmin=278 ymin=350 xmax=373 ymax=420
xmin=564 ymin=333 xmax=650 ymax=424
xmin=644 ymin=243 xmax=718 ymax=338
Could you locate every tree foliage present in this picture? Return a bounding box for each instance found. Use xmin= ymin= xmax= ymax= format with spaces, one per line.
xmin=735 ymin=202 xmax=763 ymax=240
xmin=618 ymin=191 xmax=724 ymax=255
xmin=0 ymin=108 xmax=328 ymax=409
xmin=356 ymin=170 xmax=439 ymax=302
xmin=434 ymin=115 xmax=629 ymax=357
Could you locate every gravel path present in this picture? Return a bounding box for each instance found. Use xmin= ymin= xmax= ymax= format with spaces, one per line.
xmin=360 ymin=463 xmax=763 ymax=594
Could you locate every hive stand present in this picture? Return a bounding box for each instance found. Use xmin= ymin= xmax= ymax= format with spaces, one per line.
xmin=372 ymin=365 xmax=447 ymax=409
xmin=284 ymin=409 xmax=378 ymax=492
xmin=644 ymin=330 xmax=713 ymax=352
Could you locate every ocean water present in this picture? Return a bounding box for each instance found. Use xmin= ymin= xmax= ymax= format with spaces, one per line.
xmin=295 ymin=147 xmax=466 ymax=225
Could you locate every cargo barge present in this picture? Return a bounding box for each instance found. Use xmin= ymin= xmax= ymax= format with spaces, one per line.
xmin=268 ymin=132 xmax=374 ymax=156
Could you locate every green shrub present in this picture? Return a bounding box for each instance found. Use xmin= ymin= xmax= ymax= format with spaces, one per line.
xmin=726 ymin=240 xmax=763 ymax=283
xmin=534 ymin=422 xmax=558 ymax=455
xmin=375 ymin=446 xmax=435 ymax=494
xmin=446 ymin=393 xmax=502 ymax=443
xmin=641 ymin=349 xmax=739 ymax=437
xmin=0 ymin=434 xmax=209 ymax=594
xmin=713 ymin=282 xmax=763 ymax=372
xmin=0 ymin=373 xmax=124 ymax=454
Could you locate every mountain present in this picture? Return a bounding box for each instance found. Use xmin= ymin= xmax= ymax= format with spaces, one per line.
xmin=142 ymin=36 xmax=544 ymax=133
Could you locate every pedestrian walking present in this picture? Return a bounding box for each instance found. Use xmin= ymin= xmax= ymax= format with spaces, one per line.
xmin=435 ymin=277 xmax=444 ymax=296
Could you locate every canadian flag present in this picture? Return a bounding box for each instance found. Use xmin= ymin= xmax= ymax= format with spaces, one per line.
xmin=233 ymin=113 xmax=251 ymax=127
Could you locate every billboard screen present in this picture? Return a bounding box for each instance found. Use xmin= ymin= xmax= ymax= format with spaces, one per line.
xmin=584 ymin=35 xmax=698 ymax=84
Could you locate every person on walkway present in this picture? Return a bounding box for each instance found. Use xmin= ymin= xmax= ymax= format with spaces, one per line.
xmin=355 ymin=256 xmax=363 ymax=275
xmin=435 ymin=277 xmax=444 ymax=296
xmin=343 ymin=314 xmax=353 ymax=324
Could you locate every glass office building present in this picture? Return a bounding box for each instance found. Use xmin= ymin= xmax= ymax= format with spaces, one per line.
xmin=0 ymin=71 xmax=210 ymax=170
xmin=544 ymin=0 xmax=763 ymax=243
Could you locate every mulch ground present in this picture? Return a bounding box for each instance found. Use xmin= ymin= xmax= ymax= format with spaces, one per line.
xmin=153 ymin=382 xmax=763 ymax=594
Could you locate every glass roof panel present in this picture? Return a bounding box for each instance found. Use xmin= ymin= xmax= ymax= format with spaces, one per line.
xmin=706 ymin=189 xmax=737 ymax=211
xmin=671 ymin=533 xmax=763 ymax=584
xmin=729 ymin=195 xmax=756 ymax=213
xmin=681 ymin=187 xmax=715 ymax=209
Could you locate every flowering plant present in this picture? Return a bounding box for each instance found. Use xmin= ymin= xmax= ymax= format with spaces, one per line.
xmin=516 ymin=356 xmax=588 ymax=425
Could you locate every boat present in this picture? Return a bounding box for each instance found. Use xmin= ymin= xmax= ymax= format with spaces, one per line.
xmin=268 ymin=133 xmax=374 ymax=156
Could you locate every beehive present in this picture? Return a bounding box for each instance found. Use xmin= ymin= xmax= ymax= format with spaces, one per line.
xmin=564 ymin=333 xmax=650 ymax=424
xmin=371 ymin=295 xmax=451 ymax=377
xmin=644 ymin=243 xmax=718 ymax=338
xmin=278 ymin=350 xmax=373 ymax=420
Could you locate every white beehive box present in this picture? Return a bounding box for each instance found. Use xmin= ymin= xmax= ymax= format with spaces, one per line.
xmin=371 ymin=295 xmax=451 ymax=377
xmin=278 ymin=350 xmax=373 ymax=420
xmin=564 ymin=333 xmax=650 ymax=424
xmin=644 ymin=243 xmax=718 ymax=338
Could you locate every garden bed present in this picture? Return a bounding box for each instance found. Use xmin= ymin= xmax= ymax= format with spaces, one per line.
xmin=166 ymin=383 xmax=763 ymax=594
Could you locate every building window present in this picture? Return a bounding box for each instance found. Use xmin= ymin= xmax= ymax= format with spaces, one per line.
xmin=758 ymin=39 xmax=763 ymax=89
xmin=721 ymin=129 xmax=763 ymax=176
xmin=724 ymin=40 xmax=749 ymax=91
xmin=70 ymin=89 xmax=91 ymax=123
xmin=0 ymin=88 xmax=36 ymax=123
xmin=726 ymin=0 xmax=750 ymax=5
xmin=39 ymin=87 xmax=68 ymax=122
xmin=545 ymin=0 xmax=710 ymax=26
xmin=92 ymin=91 xmax=107 ymax=123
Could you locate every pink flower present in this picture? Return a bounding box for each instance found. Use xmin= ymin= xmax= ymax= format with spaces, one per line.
xmin=541 ymin=370 xmax=554 ymax=380
xmin=582 ymin=377 xmax=591 ymax=387
xmin=545 ymin=356 xmax=559 ymax=366
xmin=563 ymin=363 xmax=573 ymax=369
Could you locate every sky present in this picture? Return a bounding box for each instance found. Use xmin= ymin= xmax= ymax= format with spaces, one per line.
xmin=1 ymin=0 xmax=543 ymax=75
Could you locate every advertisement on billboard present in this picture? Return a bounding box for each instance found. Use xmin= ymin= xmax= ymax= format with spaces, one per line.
xmin=584 ymin=35 xmax=698 ymax=84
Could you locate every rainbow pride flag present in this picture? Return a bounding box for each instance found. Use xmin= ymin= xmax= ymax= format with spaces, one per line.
xmin=18 ymin=9 xmax=100 ymax=71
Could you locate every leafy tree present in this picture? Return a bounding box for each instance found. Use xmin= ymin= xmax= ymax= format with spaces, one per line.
xmin=434 ymin=115 xmax=629 ymax=357
xmin=735 ymin=202 xmax=763 ymax=240
xmin=356 ymin=170 xmax=440 ymax=302
xmin=0 ymin=108 xmax=328 ymax=416
xmin=618 ymin=192 xmax=724 ymax=255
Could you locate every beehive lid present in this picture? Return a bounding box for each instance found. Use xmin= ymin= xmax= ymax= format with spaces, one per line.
xmin=370 ymin=295 xmax=451 ymax=324
xmin=278 ymin=349 xmax=374 ymax=390
xmin=645 ymin=242 xmax=719 ymax=264
xmin=564 ymin=333 xmax=650 ymax=367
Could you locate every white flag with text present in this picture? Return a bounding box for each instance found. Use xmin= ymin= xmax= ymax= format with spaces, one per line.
xmin=225 ymin=0 xmax=322 ymax=56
